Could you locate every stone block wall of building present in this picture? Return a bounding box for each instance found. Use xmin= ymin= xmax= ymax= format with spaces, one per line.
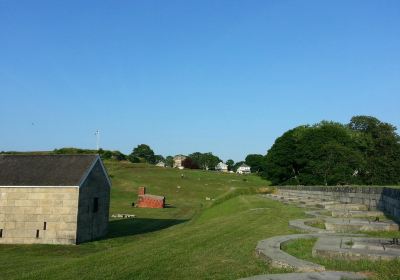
xmin=0 ymin=187 xmax=79 ymax=245
xmin=277 ymin=186 xmax=400 ymax=221
xmin=76 ymin=161 xmax=110 ymax=243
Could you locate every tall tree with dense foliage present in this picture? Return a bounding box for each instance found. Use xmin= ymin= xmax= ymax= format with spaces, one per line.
xmin=349 ymin=116 xmax=400 ymax=185
xmin=226 ymin=159 xmax=235 ymax=171
xmin=188 ymin=152 xmax=221 ymax=170
xmin=165 ymin=156 xmax=174 ymax=167
xmin=296 ymin=122 xmax=365 ymax=185
xmin=245 ymin=154 xmax=265 ymax=173
xmin=154 ymin=155 xmax=165 ymax=164
xmin=182 ymin=157 xmax=199 ymax=169
xmin=264 ymin=116 xmax=400 ymax=186
xmin=129 ymin=144 xmax=155 ymax=164
xmin=264 ymin=126 xmax=307 ymax=185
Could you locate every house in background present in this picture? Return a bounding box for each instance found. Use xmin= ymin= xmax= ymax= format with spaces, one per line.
xmin=0 ymin=154 xmax=111 ymax=245
xmin=236 ymin=163 xmax=251 ymax=174
xmin=155 ymin=161 xmax=166 ymax=167
xmin=173 ymin=155 xmax=186 ymax=169
xmin=215 ymin=162 xmax=228 ymax=172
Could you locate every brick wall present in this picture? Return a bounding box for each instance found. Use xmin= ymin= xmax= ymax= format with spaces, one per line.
xmin=138 ymin=186 xmax=146 ymax=196
xmin=137 ymin=195 xmax=165 ymax=208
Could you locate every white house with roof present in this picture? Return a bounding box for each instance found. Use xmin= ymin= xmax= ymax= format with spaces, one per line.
xmin=236 ymin=163 xmax=251 ymax=174
xmin=215 ymin=162 xmax=228 ymax=172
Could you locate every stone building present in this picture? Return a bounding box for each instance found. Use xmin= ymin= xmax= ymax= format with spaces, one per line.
xmin=173 ymin=155 xmax=187 ymax=169
xmin=0 ymin=154 xmax=111 ymax=245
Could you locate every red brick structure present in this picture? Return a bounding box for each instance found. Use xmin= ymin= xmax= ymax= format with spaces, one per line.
xmin=138 ymin=186 xmax=146 ymax=196
xmin=137 ymin=187 xmax=165 ymax=208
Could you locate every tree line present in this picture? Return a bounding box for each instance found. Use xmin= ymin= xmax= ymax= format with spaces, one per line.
xmin=125 ymin=144 xmax=260 ymax=172
xmin=262 ymin=116 xmax=400 ymax=186
xmin=8 ymin=115 xmax=396 ymax=186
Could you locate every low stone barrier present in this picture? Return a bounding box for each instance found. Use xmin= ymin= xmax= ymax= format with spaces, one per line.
xmin=277 ymin=186 xmax=400 ymax=221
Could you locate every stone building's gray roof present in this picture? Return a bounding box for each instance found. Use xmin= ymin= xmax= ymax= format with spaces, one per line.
xmin=0 ymin=154 xmax=99 ymax=186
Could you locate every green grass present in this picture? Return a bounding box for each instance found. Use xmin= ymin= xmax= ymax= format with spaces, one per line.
xmin=2 ymin=160 xmax=399 ymax=279
xmin=282 ymin=238 xmax=400 ymax=280
xmin=0 ymin=161 xmax=306 ymax=280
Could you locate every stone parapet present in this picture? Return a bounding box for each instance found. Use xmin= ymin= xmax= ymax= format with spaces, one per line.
xmin=277 ymin=186 xmax=400 ymax=221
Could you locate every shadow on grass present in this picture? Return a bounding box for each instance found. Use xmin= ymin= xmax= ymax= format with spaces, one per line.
xmin=106 ymin=218 xmax=188 ymax=239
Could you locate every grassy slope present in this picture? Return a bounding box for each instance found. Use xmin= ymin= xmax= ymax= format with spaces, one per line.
xmin=0 ymin=161 xmax=306 ymax=279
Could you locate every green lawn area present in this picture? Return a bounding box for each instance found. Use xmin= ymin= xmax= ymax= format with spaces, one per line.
xmin=0 ymin=161 xmax=305 ymax=280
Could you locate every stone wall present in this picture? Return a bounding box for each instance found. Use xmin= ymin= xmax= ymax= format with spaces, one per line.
xmin=0 ymin=187 xmax=79 ymax=245
xmin=76 ymin=161 xmax=110 ymax=243
xmin=277 ymin=186 xmax=400 ymax=221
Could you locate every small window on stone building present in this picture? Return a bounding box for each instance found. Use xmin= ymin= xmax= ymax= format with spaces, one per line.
xmin=0 ymin=229 xmax=3 ymax=238
xmin=36 ymin=230 xmax=40 ymax=238
xmin=93 ymin=197 xmax=99 ymax=213
xmin=43 ymin=222 xmax=47 ymax=230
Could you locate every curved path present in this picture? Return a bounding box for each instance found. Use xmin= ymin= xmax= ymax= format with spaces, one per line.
xmin=240 ymin=195 xmax=372 ymax=280
xmin=255 ymin=233 xmax=325 ymax=272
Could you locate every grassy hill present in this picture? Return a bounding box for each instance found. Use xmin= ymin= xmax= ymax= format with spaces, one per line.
xmin=2 ymin=160 xmax=398 ymax=279
xmin=0 ymin=160 xmax=307 ymax=279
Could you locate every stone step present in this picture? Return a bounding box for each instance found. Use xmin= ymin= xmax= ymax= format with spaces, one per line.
xmin=331 ymin=210 xmax=385 ymax=218
xmin=316 ymin=201 xmax=337 ymax=207
xmin=289 ymin=218 xmax=332 ymax=233
xmin=324 ymin=218 xmax=399 ymax=232
xmin=313 ymin=236 xmax=400 ymax=261
xmin=323 ymin=203 xmax=368 ymax=211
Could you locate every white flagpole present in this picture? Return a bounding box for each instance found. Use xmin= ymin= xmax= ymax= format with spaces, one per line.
xmin=95 ymin=130 xmax=100 ymax=150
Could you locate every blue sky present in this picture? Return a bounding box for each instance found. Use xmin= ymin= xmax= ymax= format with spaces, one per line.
xmin=1 ymin=1 xmax=399 ymax=161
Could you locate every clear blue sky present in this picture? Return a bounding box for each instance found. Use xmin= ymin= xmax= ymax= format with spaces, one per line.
xmin=1 ymin=1 xmax=399 ymax=161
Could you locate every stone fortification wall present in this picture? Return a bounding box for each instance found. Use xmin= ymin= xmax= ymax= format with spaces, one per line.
xmin=277 ymin=186 xmax=400 ymax=221
xmin=0 ymin=187 xmax=79 ymax=245
xmin=76 ymin=161 xmax=110 ymax=243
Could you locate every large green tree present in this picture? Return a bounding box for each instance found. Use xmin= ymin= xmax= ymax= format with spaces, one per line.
xmin=264 ymin=126 xmax=307 ymax=185
xmin=188 ymin=152 xmax=221 ymax=170
xmin=264 ymin=117 xmax=400 ymax=186
xmin=226 ymin=159 xmax=235 ymax=171
xmin=245 ymin=154 xmax=266 ymax=173
xmin=129 ymin=144 xmax=155 ymax=164
xmin=349 ymin=116 xmax=400 ymax=184
xmin=165 ymin=156 xmax=174 ymax=167
xmin=154 ymin=155 xmax=165 ymax=164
